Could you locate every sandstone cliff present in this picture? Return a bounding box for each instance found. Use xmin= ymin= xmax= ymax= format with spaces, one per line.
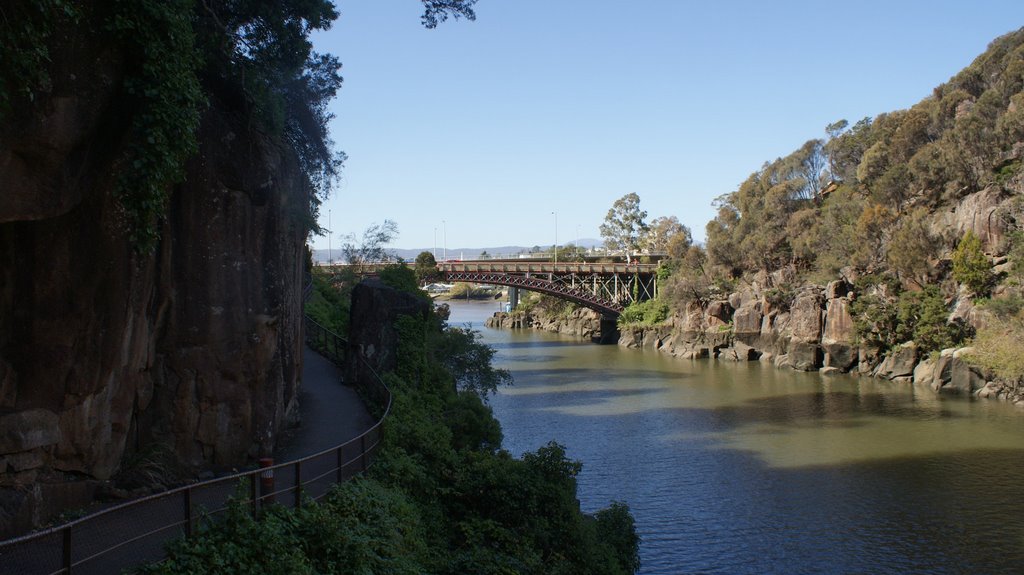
xmin=0 ymin=57 xmax=307 ymax=535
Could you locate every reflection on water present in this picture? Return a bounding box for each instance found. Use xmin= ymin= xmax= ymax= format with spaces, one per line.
xmin=446 ymin=301 xmax=1024 ymax=575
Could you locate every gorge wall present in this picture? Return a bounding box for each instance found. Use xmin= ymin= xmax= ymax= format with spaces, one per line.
xmin=487 ymin=267 xmax=1024 ymax=409
xmin=0 ymin=40 xmax=307 ymax=535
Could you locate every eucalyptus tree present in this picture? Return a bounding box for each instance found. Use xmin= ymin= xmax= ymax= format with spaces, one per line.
xmin=644 ymin=216 xmax=691 ymax=254
xmin=599 ymin=193 xmax=649 ymax=263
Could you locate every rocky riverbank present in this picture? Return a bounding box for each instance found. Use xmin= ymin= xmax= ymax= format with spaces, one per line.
xmin=486 ymin=284 xmax=1024 ymax=407
xmin=486 ymin=307 xmax=604 ymax=340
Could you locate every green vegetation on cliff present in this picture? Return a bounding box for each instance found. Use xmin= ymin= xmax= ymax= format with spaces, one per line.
xmin=150 ymin=267 xmax=640 ymax=574
xmin=1 ymin=0 xmax=344 ymax=250
xmin=638 ymin=28 xmax=1024 ymax=385
xmin=698 ymin=29 xmax=1024 ymax=284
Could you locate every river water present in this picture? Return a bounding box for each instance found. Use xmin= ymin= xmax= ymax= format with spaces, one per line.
xmin=446 ymin=300 xmax=1024 ymax=575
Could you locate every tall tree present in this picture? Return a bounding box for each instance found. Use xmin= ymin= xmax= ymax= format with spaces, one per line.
xmin=796 ymin=139 xmax=827 ymax=200
xmin=414 ymin=251 xmax=440 ymax=284
xmin=644 ymin=216 xmax=691 ymax=254
xmin=342 ymin=220 xmax=399 ymax=264
xmin=599 ymin=193 xmax=649 ymax=263
xmin=886 ymin=208 xmax=939 ymax=287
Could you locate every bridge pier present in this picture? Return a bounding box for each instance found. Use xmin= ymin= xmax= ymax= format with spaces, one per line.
xmin=594 ymin=315 xmax=620 ymax=345
xmin=508 ymin=287 xmax=520 ymax=311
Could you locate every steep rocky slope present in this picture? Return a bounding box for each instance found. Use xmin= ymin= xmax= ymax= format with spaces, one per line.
xmin=0 ymin=33 xmax=308 ymax=537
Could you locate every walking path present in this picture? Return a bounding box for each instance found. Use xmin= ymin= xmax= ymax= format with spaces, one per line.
xmin=273 ymin=346 xmax=375 ymax=462
xmin=1 ymin=345 xmax=377 ymax=575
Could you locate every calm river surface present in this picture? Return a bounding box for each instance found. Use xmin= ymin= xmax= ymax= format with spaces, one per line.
xmin=446 ymin=300 xmax=1024 ymax=575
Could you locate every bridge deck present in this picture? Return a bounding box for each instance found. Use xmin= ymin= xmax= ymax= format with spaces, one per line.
xmin=438 ymin=261 xmax=659 ymax=274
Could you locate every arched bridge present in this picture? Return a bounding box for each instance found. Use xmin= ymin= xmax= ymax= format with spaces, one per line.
xmin=437 ymin=260 xmax=660 ymax=317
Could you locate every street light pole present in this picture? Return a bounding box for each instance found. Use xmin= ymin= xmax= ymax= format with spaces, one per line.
xmin=552 ymin=211 xmax=558 ymax=264
xmin=433 ymin=227 xmax=437 ymax=259
xmin=443 ymin=220 xmax=447 ymax=262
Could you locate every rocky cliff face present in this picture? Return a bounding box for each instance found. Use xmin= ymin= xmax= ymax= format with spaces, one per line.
xmin=489 ymin=277 xmax=1024 ymax=408
xmin=0 ymin=54 xmax=306 ymax=535
xmin=619 ymin=280 xmax=1021 ymax=403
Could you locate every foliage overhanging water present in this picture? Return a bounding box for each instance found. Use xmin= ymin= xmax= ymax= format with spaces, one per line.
xmin=447 ymin=300 xmax=1024 ymax=575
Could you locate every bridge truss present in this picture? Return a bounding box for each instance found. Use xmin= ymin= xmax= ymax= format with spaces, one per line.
xmin=440 ymin=261 xmax=659 ymax=317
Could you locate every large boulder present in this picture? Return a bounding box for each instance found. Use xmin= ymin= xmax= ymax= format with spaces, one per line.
xmin=930 ymin=349 xmax=956 ymax=391
xmin=826 ymin=279 xmax=850 ymax=300
xmin=706 ymin=300 xmax=733 ymax=329
xmin=733 ymin=302 xmax=763 ymax=337
xmin=945 ymin=348 xmax=987 ymax=394
xmin=346 ymin=280 xmax=431 ymax=384
xmin=926 ymin=347 xmax=986 ymax=394
xmin=786 ymin=290 xmax=824 ymax=371
xmin=913 ymin=357 xmax=936 ymax=387
xmin=0 ymin=410 xmax=60 ymax=454
xmin=937 ymin=185 xmax=1009 ymax=251
xmin=618 ymin=327 xmax=642 ymax=348
xmin=821 ymin=297 xmax=856 ymax=370
xmin=872 ymin=343 xmax=918 ymax=379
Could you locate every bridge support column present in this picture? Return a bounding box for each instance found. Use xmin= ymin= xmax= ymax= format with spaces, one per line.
xmin=508 ymin=287 xmax=520 ymax=311
xmin=594 ymin=314 xmax=620 ymax=345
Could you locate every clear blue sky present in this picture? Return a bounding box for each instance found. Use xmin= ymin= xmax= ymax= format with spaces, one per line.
xmin=310 ymin=1 xmax=1022 ymax=253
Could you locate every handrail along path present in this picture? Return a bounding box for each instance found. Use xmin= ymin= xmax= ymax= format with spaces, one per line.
xmin=0 ymin=314 xmax=390 ymax=575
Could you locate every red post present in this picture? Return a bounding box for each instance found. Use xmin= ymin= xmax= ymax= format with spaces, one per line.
xmin=259 ymin=458 xmax=275 ymax=504
xmin=294 ymin=460 xmax=302 ymax=508
xmin=63 ymin=525 xmax=72 ymax=574
xmin=185 ymin=487 xmax=193 ymax=537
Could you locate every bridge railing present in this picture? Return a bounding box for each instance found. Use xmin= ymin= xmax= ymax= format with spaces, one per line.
xmin=438 ymin=261 xmax=659 ymax=274
xmin=0 ymin=316 xmax=390 ymax=575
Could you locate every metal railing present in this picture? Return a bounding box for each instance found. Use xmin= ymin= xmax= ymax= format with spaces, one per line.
xmin=0 ymin=315 xmax=390 ymax=575
xmin=306 ymin=316 xmax=347 ymax=366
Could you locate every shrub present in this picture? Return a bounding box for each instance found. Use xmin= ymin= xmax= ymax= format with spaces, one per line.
xmin=1008 ymin=230 xmax=1024 ymax=285
xmin=595 ymin=502 xmax=642 ymax=575
xmin=978 ymin=295 xmax=1024 ymax=318
xmin=966 ymin=313 xmax=1024 ymax=382
xmin=952 ymin=230 xmax=993 ymax=295
xmin=851 ymin=283 xmax=965 ymax=353
xmin=619 ymin=299 xmax=669 ymax=326
xmin=851 ymin=292 xmax=900 ymax=350
xmin=304 ymin=267 xmax=354 ymax=336
xmin=896 ymin=286 xmax=963 ymax=353
xmin=764 ymin=285 xmax=796 ymax=312
xmin=380 ymin=264 xmax=426 ymax=297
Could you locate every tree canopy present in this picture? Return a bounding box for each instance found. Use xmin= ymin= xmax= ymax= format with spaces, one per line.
xmin=414 ymin=251 xmax=441 ymax=284
xmin=341 ymin=220 xmax=399 ymax=265
xmin=599 ymin=193 xmax=649 ymax=262
xmin=702 ymin=28 xmax=1024 ymax=281
xmin=0 ymin=0 xmax=486 ymax=250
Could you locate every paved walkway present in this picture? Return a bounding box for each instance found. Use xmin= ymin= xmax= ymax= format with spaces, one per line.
xmin=273 ymin=346 xmax=376 ymax=462
xmin=1 ymin=346 xmax=375 ymax=575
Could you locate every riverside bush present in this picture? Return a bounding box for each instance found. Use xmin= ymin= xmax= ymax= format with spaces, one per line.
xmin=619 ymin=299 xmax=669 ymax=326
xmin=967 ymin=313 xmax=1024 ymax=382
xmin=952 ymin=230 xmax=994 ymax=296
xmin=851 ymin=283 xmax=965 ymax=353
